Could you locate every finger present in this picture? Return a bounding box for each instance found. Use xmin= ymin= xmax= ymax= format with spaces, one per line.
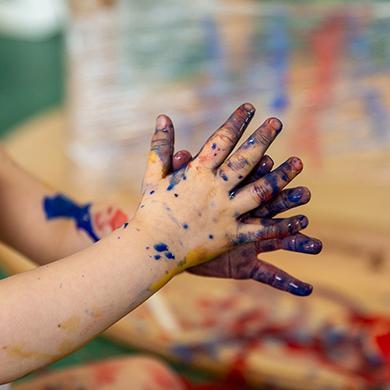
xmin=193 ymin=103 xmax=255 ymax=169
xmin=231 ymin=157 xmax=303 ymax=215
xmin=172 ymin=150 xmax=192 ymax=171
xmin=238 ymin=155 xmax=274 ymax=187
xmin=245 ymin=257 xmax=313 ymax=296
xmin=252 ymin=186 xmax=311 ymax=218
xmin=188 ymin=247 xmax=313 ymax=296
xmin=233 ymin=215 xmax=308 ymax=244
xmin=253 ymin=233 xmax=323 ymax=254
xmin=142 ymin=115 xmax=174 ymax=192
xmin=217 ymin=117 xmax=282 ymax=186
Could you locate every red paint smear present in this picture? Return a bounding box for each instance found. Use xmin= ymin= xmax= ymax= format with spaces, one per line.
xmin=93 ymin=208 xmax=128 ymax=232
xmin=94 ymin=211 xmax=104 ymax=231
xmin=226 ymin=312 xmax=390 ymax=386
xmin=180 ymin=376 xmax=248 ymax=390
xmin=109 ymin=209 xmax=128 ymax=230
xmin=376 ymin=332 xmax=390 ymax=363
xmin=91 ymin=361 xmax=123 ymax=386
xmin=146 ymin=362 xmax=183 ymax=389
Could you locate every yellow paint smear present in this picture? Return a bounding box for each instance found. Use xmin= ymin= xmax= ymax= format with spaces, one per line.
xmin=6 ymin=345 xmax=52 ymax=361
xmin=148 ymin=152 xmax=158 ymax=164
xmin=149 ymin=247 xmax=215 ymax=292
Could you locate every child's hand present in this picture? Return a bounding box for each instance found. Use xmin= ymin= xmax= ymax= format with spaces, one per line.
xmin=172 ymin=150 xmax=322 ymax=296
xmin=135 ymin=103 xmax=310 ymax=287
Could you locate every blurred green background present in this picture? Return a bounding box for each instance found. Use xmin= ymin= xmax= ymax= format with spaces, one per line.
xmin=0 ymin=33 xmax=64 ymax=137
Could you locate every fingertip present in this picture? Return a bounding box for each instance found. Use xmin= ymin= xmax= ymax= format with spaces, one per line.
xmin=172 ymin=150 xmax=192 ymax=171
xmin=297 ymin=215 xmax=309 ymax=229
xmin=243 ymin=102 xmax=256 ymax=114
xmin=261 ymin=155 xmax=274 ymax=170
xmin=156 ymin=114 xmax=172 ymax=131
xmin=288 ymin=282 xmax=313 ymax=297
xmin=301 ymin=187 xmax=311 ymax=203
xmin=267 ymin=117 xmax=283 ymax=132
xmin=289 ymin=156 xmax=303 ymax=171
xmin=312 ymin=239 xmax=323 ymax=254
xmin=288 ymin=186 xmax=311 ymax=204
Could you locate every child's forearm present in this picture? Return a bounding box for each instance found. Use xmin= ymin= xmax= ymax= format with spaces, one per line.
xmin=0 ymin=149 xmax=128 ymax=264
xmin=0 ymin=221 xmax=163 ymax=383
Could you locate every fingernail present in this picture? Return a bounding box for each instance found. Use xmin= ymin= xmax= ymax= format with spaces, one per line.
xmin=304 ymin=239 xmax=323 ymax=254
xmin=287 ymin=282 xmax=313 ymax=297
xmin=268 ymin=117 xmax=283 ymax=132
xmin=156 ymin=115 xmax=168 ymax=131
xmin=290 ymin=157 xmax=303 ymax=170
xmin=297 ymin=215 xmax=309 ymax=229
xmin=243 ymin=102 xmax=255 ymax=114
xmin=261 ymin=155 xmax=274 ymax=169
xmin=288 ymin=188 xmax=304 ymax=203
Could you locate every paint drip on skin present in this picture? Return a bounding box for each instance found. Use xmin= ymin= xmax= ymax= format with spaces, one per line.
xmin=167 ymin=167 xmax=187 ymax=191
xmin=153 ymin=243 xmax=175 ymax=260
xmin=43 ymin=194 xmax=99 ymax=242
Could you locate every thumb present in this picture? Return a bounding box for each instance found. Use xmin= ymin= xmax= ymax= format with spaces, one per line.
xmin=142 ymin=115 xmax=175 ymax=193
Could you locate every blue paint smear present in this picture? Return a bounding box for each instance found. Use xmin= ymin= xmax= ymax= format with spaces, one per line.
xmin=154 ymin=255 xmax=161 ymax=260
xmin=165 ymin=252 xmax=175 ymax=259
xmin=43 ymin=194 xmax=99 ymax=242
xmin=220 ymin=171 xmax=229 ymax=181
xmin=287 ymin=282 xmax=312 ymax=296
xmin=167 ymin=168 xmax=187 ymax=191
xmin=182 ymin=223 xmax=189 ymax=229
xmin=154 ymin=243 xmax=168 ymax=252
xmin=211 ymin=143 xmax=217 ymax=150
xmin=287 ymin=188 xmax=303 ymax=203
xmin=208 ymin=234 xmax=214 ymax=240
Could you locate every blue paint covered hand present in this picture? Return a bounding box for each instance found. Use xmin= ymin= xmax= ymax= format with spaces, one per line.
xmin=138 ymin=103 xmax=319 ymax=289
xmin=172 ymin=151 xmax=322 ymax=296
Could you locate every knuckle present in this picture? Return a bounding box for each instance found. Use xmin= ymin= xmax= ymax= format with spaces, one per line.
xmin=227 ymin=155 xmax=250 ymax=172
xmin=151 ymin=137 xmax=171 ymax=151
xmin=217 ymin=128 xmax=237 ymax=146
xmin=254 ymin=130 xmax=273 ymax=147
xmin=251 ymin=182 xmax=272 ymax=204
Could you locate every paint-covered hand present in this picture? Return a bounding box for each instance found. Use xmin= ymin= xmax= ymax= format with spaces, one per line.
xmin=137 ymin=103 xmax=310 ymax=284
xmin=172 ymin=151 xmax=322 ymax=296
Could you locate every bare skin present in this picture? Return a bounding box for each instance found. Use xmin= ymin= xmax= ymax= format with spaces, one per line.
xmin=0 ymin=103 xmax=320 ymax=382
xmin=151 ymin=106 xmax=322 ymax=296
xmin=173 ymin=154 xmax=321 ymax=295
xmin=0 ymin=105 xmax=321 ymax=295
xmin=136 ymin=104 xmax=313 ymax=289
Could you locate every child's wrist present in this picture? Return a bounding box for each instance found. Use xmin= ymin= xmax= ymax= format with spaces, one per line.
xmin=118 ymin=218 xmax=183 ymax=292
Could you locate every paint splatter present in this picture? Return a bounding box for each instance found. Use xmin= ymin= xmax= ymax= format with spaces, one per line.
xmin=43 ymin=194 xmax=99 ymax=242
xmin=154 ymin=243 xmax=168 ymax=252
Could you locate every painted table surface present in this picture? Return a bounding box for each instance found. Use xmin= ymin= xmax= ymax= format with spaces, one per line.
xmin=1 ymin=110 xmax=390 ymax=389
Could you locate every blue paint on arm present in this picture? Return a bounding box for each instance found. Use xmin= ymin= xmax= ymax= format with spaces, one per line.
xmin=43 ymin=194 xmax=99 ymax=242
xmin=154 ymin=243 xmax=169 ymax=252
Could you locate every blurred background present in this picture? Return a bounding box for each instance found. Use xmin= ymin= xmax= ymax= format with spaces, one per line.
xmin=0 ymin=0 xmax=389 ymax=388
